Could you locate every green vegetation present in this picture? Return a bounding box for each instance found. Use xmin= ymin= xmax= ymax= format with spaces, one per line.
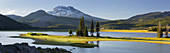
xmin=76 ymin=28 xmax=80 ymax=36
xmin=47 ymin=24 xmax=77 ymax=29
xmin=148 ymin=26 xmax=170 ymax=31
xmin=165 ymin=24 xmax=169 ymax=38
xmin=96 ymin=22 xmax=100 ymax=37
xmin=69 ymin=29 xmax=73 ymax=36
xmin=157 ymin=22 xmax=163 ymax=38
xmin=4 ymin=10 xmax=170 ymax=30
xmin=18 ymin=10 xmax=91 ymax=29
xmin=27 ymin=32 xmax=48 ymax=35
xmin=0 ymin=14 xmax=34 ymax=30
xmin=18 ymin=34 xmax=99 ymax=48
xmin=100 ymin=12 xmax=170 ymax=30
xmin=79 ymin=17 xmax=85 ymax=36
xmin=16 ymin=33 xmax=170 ymax=48
xmin=76 ymin=16 xmax=88 ymax=37
xmin=90 ymin=19 xmax=94 ymax=37
xmin=84 ymin=26 xmax=88 ymax=37
xmin=14 ymin=16 xmax=103 ymax=48
xmin=75 ymin=16 xmax=100 ymax=37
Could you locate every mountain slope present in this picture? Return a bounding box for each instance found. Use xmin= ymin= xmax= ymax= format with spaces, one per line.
xmin=47 ymin=6 xmax=107 ymax=21
xmin=6 ymin=14 xmax=22 ymax=21
xmin=18 ymin=10 xmax=91 ymax=29
xmin=0 ymin=14 xmax=33 ymax=30
xmin=127 ymin=11 xmax=170 ymax=26
xmin=100 ymin=11 xmax=170 ymax=29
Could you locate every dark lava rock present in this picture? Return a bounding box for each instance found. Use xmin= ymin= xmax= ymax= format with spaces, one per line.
xmin=0 ymin=43 xmax=71 ymax=53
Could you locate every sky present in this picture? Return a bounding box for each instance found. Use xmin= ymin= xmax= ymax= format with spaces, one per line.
xmin=0 ymin=0 xmax=170 ymax=20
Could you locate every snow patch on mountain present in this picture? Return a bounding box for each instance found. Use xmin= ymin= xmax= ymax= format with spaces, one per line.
xmin=47 ymin=6 xmax=106 ymax=21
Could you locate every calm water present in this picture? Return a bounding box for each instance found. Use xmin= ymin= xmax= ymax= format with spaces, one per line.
xmin=0 ymin=31 xmax=170 ymax=53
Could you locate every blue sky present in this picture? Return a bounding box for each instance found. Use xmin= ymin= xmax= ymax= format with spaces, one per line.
xmin=0 ymin=0 xmax=170 ymax=20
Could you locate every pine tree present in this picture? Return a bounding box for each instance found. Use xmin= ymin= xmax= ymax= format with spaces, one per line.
xmin=69 ymin=29 xmax=73 ymax=36
xmin=78 ymin=16 xmax=86 ymax=37
xmin=96 ymin=21 xmax=100 ymax=37
xmin=165 ymin=24 xmax=169 ymax=38
xmin=84 ymin=26 xmax=89 ymax=37
xmin=90 ymin=19 xmax=94 ymax=37
xmin=157 ymin=22 xmax=163 ymax=38
xmin=79 ymin=18 xmax=82 ymax=30
xmin=82 ymin=16 xmax=85 ymax=30
xmin=81 ymin=16 xmax=85 ymax=36
xmin=79 ymin=18 xmax=83 ymax=36
xmin=76 ymin=28 xmax=80 ymax=36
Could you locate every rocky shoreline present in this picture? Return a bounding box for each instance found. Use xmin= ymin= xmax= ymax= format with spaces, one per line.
xmin=0 ymin=43 xmax=71 ymax=53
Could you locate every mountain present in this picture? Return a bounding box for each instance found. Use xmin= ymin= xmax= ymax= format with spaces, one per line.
xmin=100 ymin=11 xmax=170 ymax=30
xmin=0 ymin=14 xmax=33 ymax=30
xmin=6 ymin=14 xmax=22 ymax=21
xmin=127 ymin=11 xmax=170 ymax=26
xmin=47 ymin=6 xmax=107 ymax=21
xmin=18 ymin=10 xmax=91 ymax=29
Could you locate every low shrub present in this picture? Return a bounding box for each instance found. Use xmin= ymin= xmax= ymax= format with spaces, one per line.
xmin=27 ymin=32 xmax=48 ymax=36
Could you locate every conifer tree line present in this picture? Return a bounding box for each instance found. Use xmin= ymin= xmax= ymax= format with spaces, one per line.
xmin=69 ymin=16 xmax=101 ymax=37
xmin=157 ymin=22 xmax=169 ymax=38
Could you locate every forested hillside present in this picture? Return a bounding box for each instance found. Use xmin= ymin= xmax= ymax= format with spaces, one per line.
xmin=0 ymin=14 xmax=34 ymax=30
xmin=100 ymin=11 xmax=170 ymax=30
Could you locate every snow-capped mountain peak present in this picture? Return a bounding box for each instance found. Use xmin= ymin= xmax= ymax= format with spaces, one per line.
xmin=47 ymin=6 xmax=106 ymax=21
xmin=53 ymin=6 xmax=75 ymax=11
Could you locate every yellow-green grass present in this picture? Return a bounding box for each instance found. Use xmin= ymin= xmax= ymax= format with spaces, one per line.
xmin=101 ymin=30 xmax=157 ymax=33
xmin=20 ymin=34 xmax=113 ymax=43
xmin=19 ymin=34 xmax=170 ymax=46
xmin=19 ymin=34 xmax=99 ymax=48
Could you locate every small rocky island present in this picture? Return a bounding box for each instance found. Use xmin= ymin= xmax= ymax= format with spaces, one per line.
xmin=0 ymin=43 xmax=71 ymax=53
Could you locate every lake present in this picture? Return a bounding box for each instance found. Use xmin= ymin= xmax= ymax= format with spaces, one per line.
xmin=0 ymin=31 xmax=170 ymax=53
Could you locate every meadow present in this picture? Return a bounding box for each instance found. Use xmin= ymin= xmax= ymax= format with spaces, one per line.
xmin=15 ymin=33 xmax=170 ymax=48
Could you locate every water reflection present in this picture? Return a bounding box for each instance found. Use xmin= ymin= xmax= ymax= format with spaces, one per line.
xmin=1 ymin=31 xmax=170 ymax=53
xmin=86 ymin=41 xmax=100 ymax=48
xmin=90 ymin=41 xmax=93 ymax=44
xmin=97 ymin=41 xmax=99 ymax=48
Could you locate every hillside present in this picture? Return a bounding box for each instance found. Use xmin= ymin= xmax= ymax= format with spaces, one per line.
xmin=18 ymin=10 xmax=91 ymax=29
xmin=7 ymin=10 xmax=170 ymax=30
xmin=6 ymin=14 xmax=22 ymax=21
xmin=100 ymin=11 xmax=170 ymax=30
xmin=0 ymin=14 xmax=33 ymax=30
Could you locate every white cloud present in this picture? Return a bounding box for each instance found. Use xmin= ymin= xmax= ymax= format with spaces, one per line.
xmin=0 ymin=9 xmax=49 ymax=16
xmin=0 ymin=9 xmax=16 ymax=15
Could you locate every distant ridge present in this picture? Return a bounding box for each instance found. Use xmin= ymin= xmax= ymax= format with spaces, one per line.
xmin=100 ymin=11 xmax=170 ymax=29
xmin=17 ymin=10 xmax=91 ymax=29
xmin=6 ymin=14 xmax=22 ymax=21
xmin=0 ymin=14 xmax=33 ymax=30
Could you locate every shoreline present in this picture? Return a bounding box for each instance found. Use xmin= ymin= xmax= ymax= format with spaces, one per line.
xmin=14 ymin=34 xmax=170 ymax=48
xmin=0 ymin=29 xmax=75 ymax=32
xmin=0 ymin=42 xmax=71 ymax=53
xmin=100 ymin=30 xmax=170 ymax=33
xmin=1 ymin=29 xmax=169 ymax=33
